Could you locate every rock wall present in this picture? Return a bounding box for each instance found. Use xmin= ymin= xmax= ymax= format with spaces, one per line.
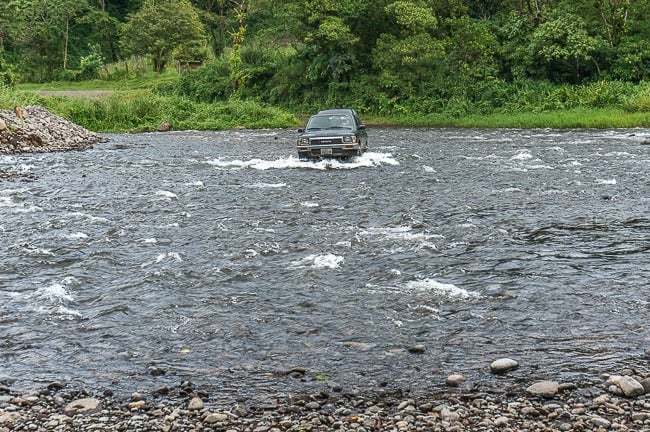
xmin=0 ymin=106 xmax=103 ymax=154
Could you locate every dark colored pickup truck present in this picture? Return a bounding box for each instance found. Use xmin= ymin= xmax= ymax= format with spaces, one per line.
xmin=296 ymin=109 xmax=369 ymax=160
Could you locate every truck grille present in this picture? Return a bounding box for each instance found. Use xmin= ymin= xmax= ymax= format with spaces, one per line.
xmin=310 ymin=137 xmax=344 ymax=146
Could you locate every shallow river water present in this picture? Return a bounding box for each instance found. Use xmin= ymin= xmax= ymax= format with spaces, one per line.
xmin=1 ymin=128 xmax=650 ymax=399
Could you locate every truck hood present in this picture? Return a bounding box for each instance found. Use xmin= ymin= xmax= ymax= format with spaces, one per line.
xmin=300 ymin=129 xmax=355 ymax=138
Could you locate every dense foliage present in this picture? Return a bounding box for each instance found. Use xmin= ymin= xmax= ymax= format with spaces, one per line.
xmin=2 ymin=0 xmax=650 ymax=116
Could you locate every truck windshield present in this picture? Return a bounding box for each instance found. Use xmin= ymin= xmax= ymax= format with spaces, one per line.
xmin=307 ymin=115 xmax=354 ymax=131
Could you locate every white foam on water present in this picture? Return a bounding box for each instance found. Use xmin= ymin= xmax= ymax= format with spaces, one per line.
xmin=66 ymin=212 xmax=109 ymax=224
xmin=22 ymin=246 xmax=55 ymax=256
xmin=188 ymin=180 xmax=204 ymax=187
xmin=0 ymin=156 xmax=17 ymax=164
xmin=292 ymin=254 xmax=344 ymax=269
xmin=493 ymin=187 xmax=522 ymax=194
xmin=596 ymin=178 xmax=617 ymax=185
xmin=389 ymin=269 xmax=402 ymax=276
xmin=335 ymin=241 xmax=352 ymax=248
xmin=423 ymin=165 xmax=436 ymax=173
xmin=65 ymin=232 xmax=88 ymax=240
xmin=247 ymin=183 xmax=287 ymax=189
xmin=525 ymin=164 xmax=554 ymax=170
xmin=244 ymin=249 xmax=258 ymax=258
xmin=568 ymin=160 xmax=582 ymax=166
xmin=511 ymin=150 xmax=533 ymax=161
xmin=301 ymin=201 xmax=319 ymax=208
xmin=405 ymin=279 xmax=481 ymax=300
xmin=57 ymin=306 xmax=82 ymax=318
xmin=0 ymin=195 xmax=42 ymax=213
xmin=35 ymin=283 xmax=74 ymax=303
xmin=206 ymin=152 xmax=399 ymax=171
xmin=155 ymin=190 xmax=178 ymax=200
xmin=143 ymin=238 xmax=157 ymax=244
xmin=155 ymin=252 xmax=182 ymax=263
xmin=254 ymin=228 xmax=276 ymax=233
xmin=361 ymin=226 xmax=444 ymax=243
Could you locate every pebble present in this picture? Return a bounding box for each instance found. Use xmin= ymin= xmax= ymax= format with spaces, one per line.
xmin=188 ymin=397 xmax=204 ymax=411
xmin=128 ymin=400 xmax=146 ymax=410
xmin=494 ymin=416 xmax=509 ymax=426
xmin=446 ymin=374 xmax=465 ymax=387
xmin=63 ymin=398 xmax=101 ymax=416
xmin=490 ymin=358 xmax=519 ymax=374
xmin=526 ymin=381 xmax=559 ymax=398
xmin=590 ymin=416 xmax=611 ymax=428
xmin=204 ymin=413 xmax=229 ymax=424
xmin=408 ymin=345 xmax=425 ymax=354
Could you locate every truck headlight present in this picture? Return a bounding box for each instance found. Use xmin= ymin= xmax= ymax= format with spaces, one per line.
xmin=343 ymin=136 xmax=356 ymax=143
xmin=299 ymin=138 xmax=309 ymax=145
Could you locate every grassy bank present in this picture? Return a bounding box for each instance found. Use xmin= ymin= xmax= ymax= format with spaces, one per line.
xmin=1 ymin=87 xmax=299 ymax=132
xmin=366 ymin=109 xmax=650 ymax=129
xmin=5 ymin=80 xmax=650 ymax=131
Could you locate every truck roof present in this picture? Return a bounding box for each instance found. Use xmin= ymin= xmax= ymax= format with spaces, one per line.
xmin=318 ymin=108 xmax=358 ymax=116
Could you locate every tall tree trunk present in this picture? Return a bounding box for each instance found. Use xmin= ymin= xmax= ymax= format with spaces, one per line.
xmin=63 ymin=17 xmax=69 ymax=70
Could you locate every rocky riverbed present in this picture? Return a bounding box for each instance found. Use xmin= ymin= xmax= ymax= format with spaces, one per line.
xmin=0 ymin=106 xmax=102 ymax=155
xmin=2 ymin=358 xmax=650 ymax=432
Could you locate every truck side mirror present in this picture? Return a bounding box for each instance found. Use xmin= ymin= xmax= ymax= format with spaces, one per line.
xmin=298 ymin=128 xmax=305 ymax=133
xmin=359 ymin=124 xmax=366 ymax=130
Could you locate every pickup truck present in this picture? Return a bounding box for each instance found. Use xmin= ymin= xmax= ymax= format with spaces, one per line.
xmin=296 ymin=109 xmax=369 ymax=160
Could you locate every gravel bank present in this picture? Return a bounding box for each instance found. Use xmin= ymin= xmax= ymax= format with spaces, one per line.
xmin=0 ymin=106 xmax=103 ymax=155
xmin=2 ymin=365 xmax=649 ymax=431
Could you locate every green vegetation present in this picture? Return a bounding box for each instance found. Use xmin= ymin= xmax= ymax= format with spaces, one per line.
xmin=0 ymin=87 xmax=298 ymax=132
xmin=2 ymin=0 xmax=650 ymax=130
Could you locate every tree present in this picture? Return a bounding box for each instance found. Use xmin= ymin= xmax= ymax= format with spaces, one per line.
xmin=120 ymin=0 xmax=207 ymax=72
xmin=530 ymin=12 xmax=601 ymax=81
xmin=373 ymin=1 xmax=444 ymax=93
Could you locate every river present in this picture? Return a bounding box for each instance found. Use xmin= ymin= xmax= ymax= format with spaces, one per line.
xmin=1 ymin=128 xmax=649 ymax=400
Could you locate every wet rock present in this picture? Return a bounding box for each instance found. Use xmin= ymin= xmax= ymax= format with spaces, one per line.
xmin=645 ymin=348 xmax=650 ymax=359
xmin=131 ymin=392 xmax=144 ymax=401
xmin=593 ymin=394 xmax=610 ymax=405
xmin=526 ymin=381 xmax=559 ymax=398
xmin=640 ymin=378 xmax=650 ymax=394
xmin=204 ymin=413 xmax=229 ymax=424
xmin=188 ymin=397 xmax=204 ymax=411
xmin=520 ymin=406 xmax=540 ymax=417
xmin=608 ymin=375 xmax=645 ymax=397
xmin=148 ymin=366 xmax=166 ymax=376
xmin=608 ymin=385 xmax=623 ymax=396
xmin=158 ymin=121 xmax=172 ymax=132
xmin=128 ymin=400 xmax=146 ymax=410
xmin=446 ymin=374 xmax=466 ymax=387
xmin=490 ymin=358 xmax=519 ymax=374
xmin=63 ymin=398 xmax=101 ymax=416
xmin=590 ymin=416 xmax=611 ymax=428
xmin=0 ymin=411 xmax=20 ymax=426
xmin=408 ymin=345 xmax=426 ymax=354
xmin=0 ymin=119 xmax=7 ymax=132
xmin=493 ymin=416 xmax=509 ymax=426
xmin=558 ymin=382 xmax=577 ymax=392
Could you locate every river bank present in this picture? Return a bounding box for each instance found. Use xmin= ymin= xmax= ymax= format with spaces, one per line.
xmin=2 ymin=359 xmax=650 ymax=432
xmin=6 ymin=85 xmax=650 ymax=132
